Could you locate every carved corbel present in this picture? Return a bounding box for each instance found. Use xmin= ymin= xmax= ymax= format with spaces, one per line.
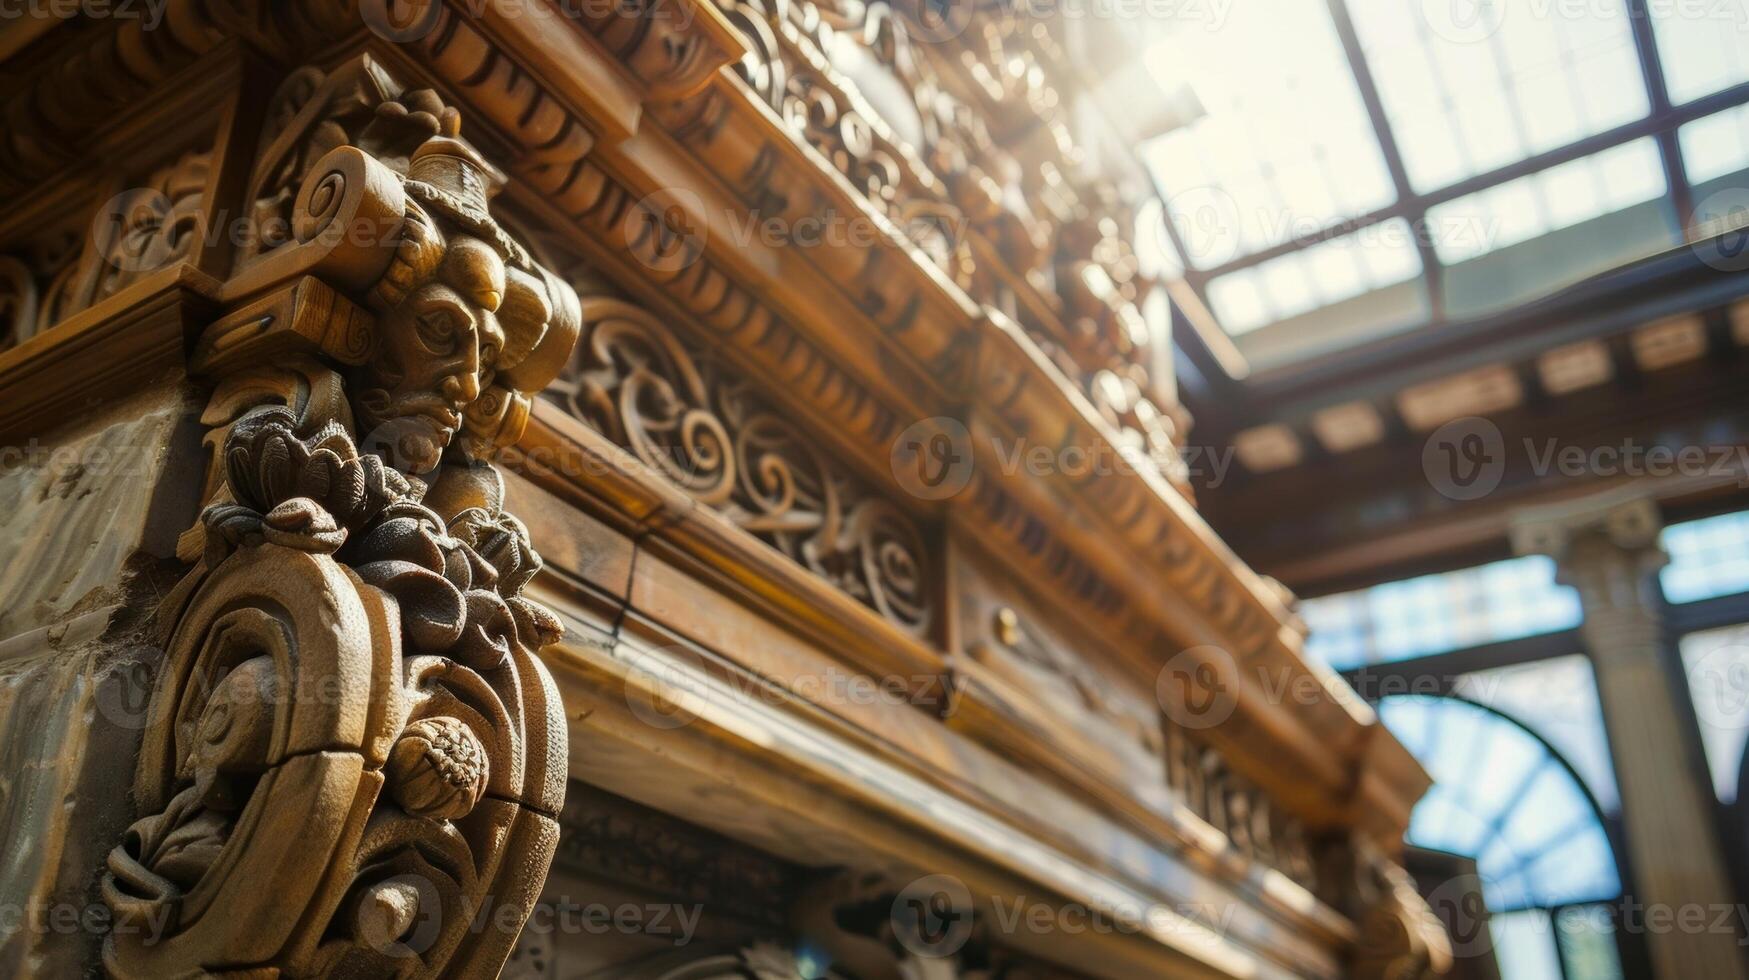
xmin=103 ymin=73 xmax=581 ymax=980
xmin=1344 ymin=838 xmax=1454 ymax=980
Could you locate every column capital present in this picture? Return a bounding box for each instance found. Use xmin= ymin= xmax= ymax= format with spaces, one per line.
xmin=1509 ymin=489 xmax=1667 ymax=593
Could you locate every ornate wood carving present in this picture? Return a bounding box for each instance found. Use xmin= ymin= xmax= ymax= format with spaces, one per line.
xmin=1346 ymin=839 xmax=1454 ymax=980
xmin=546 ymin=294 xmax=935 ymax=636
xmin=0 ymin=5 xmax=1450 ymax=975
xmin=709 ymin=0 xmax=1188 ymax=474
xmin=0 ymin=141 xmax=213 ymax=355
xmin=98 ymin=68 xmax=580 ymax=979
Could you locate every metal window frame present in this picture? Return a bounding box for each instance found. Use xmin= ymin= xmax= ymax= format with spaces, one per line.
xmin=1147 ymin=0 xmax=1749 ymax=354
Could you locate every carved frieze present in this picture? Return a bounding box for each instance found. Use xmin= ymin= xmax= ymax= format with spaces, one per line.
xmin=545 ymin=295 xmax=936 ymax=636
xmin=1 ymin=142 xmax=213 ymax=355
xmin=710 ymin=0 xmax=1189 ymax=481
xmin=98 ymin=64 xmax=579 ymax=979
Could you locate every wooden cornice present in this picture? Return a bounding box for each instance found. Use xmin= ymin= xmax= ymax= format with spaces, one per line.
xmin=354 ymin=0 xmax=1429 ymax=841
xmin=0 ymin=0 xmax=1431 ymax=913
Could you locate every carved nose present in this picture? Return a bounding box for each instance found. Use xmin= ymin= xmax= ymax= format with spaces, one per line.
xmin=443 ymin=372 xmax=479 ymax=404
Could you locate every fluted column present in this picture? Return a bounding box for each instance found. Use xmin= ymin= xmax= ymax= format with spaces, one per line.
xmin=1512 ymin=492 xmax=1746 ymax=980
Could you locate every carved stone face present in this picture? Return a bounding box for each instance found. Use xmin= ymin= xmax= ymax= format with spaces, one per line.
xmin=356 ymin=234 xmax=508 ymax=474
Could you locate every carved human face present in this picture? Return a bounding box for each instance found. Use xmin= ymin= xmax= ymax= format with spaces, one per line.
xmin=357 ymin=234 xmax=508 ymax=475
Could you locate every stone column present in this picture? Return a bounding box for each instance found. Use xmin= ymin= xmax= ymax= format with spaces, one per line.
xmin=1512 ymin=491 xmax=1746 ymax=980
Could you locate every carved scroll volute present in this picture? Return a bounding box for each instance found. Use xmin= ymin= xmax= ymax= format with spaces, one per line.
xmin=103 ymin=74 xmax=578 ymax=980
xmin=103 ymin=543 xmax=403 ymax=975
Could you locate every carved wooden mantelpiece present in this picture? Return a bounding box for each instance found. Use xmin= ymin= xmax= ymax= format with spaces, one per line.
xmin=0 ymin=4 xmax=1445 ymax=979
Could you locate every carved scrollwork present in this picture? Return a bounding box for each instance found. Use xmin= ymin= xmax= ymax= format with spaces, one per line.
xmin=104 ymin=77 xmax=578 ymax=979
xmin=1164 ymin=722 xmax=1320 ymax=894
xmin=552 ymin=297 xmax=735 ymax=505
xmin=546 ymin=296 xmax=936 ymax=636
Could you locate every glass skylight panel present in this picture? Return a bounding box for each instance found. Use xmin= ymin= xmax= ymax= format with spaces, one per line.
xmin=1345 ymin=0 xmax=1648 ymax=193
xmin=1426 ymin=138 xmax=1667 ymax=264
xmin=1679 ymin=104 xmax=1749 ymax=184
xmin=1141 ymin=0 xmax=1394 ymax=269
xmin=1650 ymin=4 xmax=1749 ymax=104
xmin=1381 ymin=696 xmax=1622 ymax=916
xmin=1205 ymin=269 xmax=1270 ymax=335
xmin=1678 ymin=624 xmax=1749 ymax=803
xmin=1662 ymin=510 xmax=1749 ymax=602
xmin=1301 ymin=555 xmax=1580 ymax=666
xmin=1454 ymin=654 xmax=1619 ymax=813
xmin=1201 ymin=218 xmax=1423 ymax=337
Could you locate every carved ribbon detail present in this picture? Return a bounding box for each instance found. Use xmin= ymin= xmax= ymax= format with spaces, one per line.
xmin=547 ymin=296 xmax=935 ymax=636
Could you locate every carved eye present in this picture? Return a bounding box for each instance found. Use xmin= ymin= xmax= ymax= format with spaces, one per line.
xmin=415 ymin=310 xmax=459 ymax=355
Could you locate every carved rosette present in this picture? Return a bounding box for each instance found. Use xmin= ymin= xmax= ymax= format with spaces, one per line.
xmin=101 ymin=67 xmax=578 ymax=980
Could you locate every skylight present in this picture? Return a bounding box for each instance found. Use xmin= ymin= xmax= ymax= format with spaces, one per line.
xmin=1648 ymin=5 xmax=1749 ymax=105
xmin=1206 ymin=217 xmax=1421 ymax=336
xmin=1346 ymin=0 xmax=1647 ymax=193
xmin=1679 ymin=102 xmax=1749 ymax=184
xmin=1426 ymin=137 xmax=1668 ymax=264
xmin=1140 ymin=0 xmax=1749 ymax=352
xmin=1142 ymin=0 xmax=1395 ymax=269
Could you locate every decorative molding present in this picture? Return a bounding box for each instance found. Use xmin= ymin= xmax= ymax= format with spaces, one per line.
xmin=98 ymin=66 xmax=579 ymax=979
xmin=545 ymin=294 xmax=936 ymax=636
xmin=552 ymin=785 xmax=793 ymax=927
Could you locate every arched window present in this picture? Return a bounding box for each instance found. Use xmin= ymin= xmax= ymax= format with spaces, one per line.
xmin=1380 ymin=695 xmax=1625 ymax=978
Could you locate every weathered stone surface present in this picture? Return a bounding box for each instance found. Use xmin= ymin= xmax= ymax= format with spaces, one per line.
xmin=0 ymin=390 xmax=198 ymax=978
